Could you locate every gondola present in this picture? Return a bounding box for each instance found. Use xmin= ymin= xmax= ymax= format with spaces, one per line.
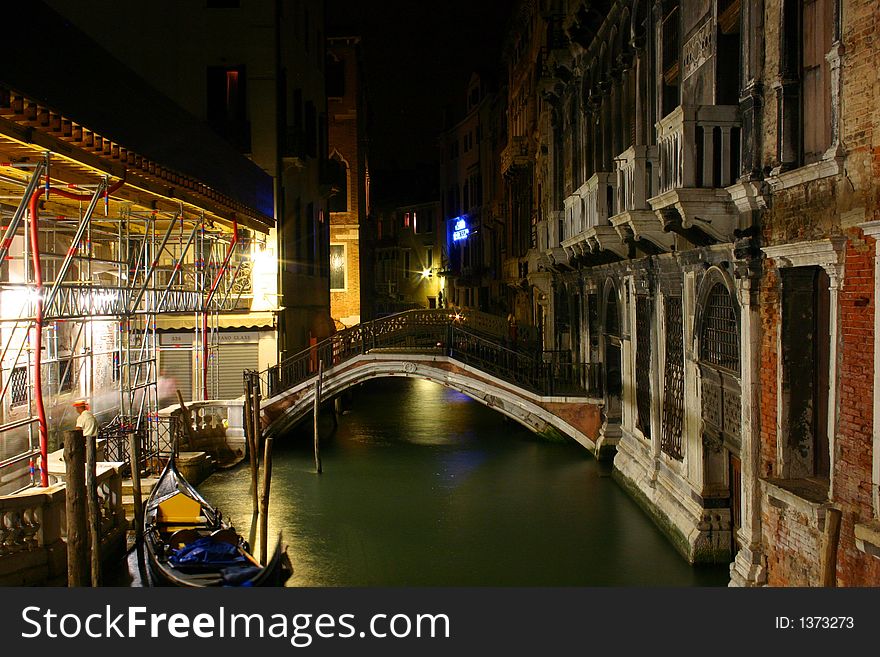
xmin=143 ymin=457 xmax=292 ymax=587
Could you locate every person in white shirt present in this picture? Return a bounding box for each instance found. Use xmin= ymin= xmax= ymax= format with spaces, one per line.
xmin=73 ymin=400 xmax=98 ymax=437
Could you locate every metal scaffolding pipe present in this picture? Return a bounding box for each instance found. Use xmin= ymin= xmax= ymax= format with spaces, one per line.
xmin=129 ymin=212 xmax=179 ymax=311
xmin=202 ymin=220 xmax=238 ymax=399
xmin=156 ymin=221 xmax=199 ymax=311
xmin=27 ymin=178 xmax=124 ymax=486
xmin=0 ymin=163 xmax=46 ymax=276
xmin=43 ymin=180 xmax=107 ymax=312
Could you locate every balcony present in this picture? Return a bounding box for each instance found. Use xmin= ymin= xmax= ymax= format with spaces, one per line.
xmin=501 ymin=136 xmax=530 ymax=175
xmin=539 ymin=212 xmax=569 ymax=270
xmin=609 ymin=145 xmax=674 ymax=252
xmin=649 ymin=105 xmax=740 ymax=243
xmin=560 ymin=173 xmax=627 ymax=265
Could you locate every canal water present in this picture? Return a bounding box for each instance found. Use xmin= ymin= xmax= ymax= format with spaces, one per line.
xmin=196 ymin=377 xmax=729 ymax=587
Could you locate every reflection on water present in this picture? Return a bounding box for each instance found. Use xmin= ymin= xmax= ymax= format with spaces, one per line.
xmin=199 ymin=378 xmax=729 ymax=586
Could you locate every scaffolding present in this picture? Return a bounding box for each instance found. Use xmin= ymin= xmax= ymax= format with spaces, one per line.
xmin=0 ymin=101 xmax=269 ymax=494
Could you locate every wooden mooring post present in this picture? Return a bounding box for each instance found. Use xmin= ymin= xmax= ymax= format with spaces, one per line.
xmin=63 ymin=429 xmax=89 ymax=587
xmin=246 ymin=373 xmax=261 ymax=549
xmin=85 ymin=432 xmax=101 ymax=586
xmin=314 ymin=360 xmax=323 ymax=474
xmin=259 ymin=434 xmax=274 ymax=564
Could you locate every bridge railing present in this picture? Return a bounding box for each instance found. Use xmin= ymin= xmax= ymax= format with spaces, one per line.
xmin=252 ymin=309 xmax=591 ymax=400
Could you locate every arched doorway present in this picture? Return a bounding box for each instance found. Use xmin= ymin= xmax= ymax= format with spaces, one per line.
xmin=601 ymin=281 xmax=623 ymax=438
xmin=696 ymin=273 xmax=742 ymax=555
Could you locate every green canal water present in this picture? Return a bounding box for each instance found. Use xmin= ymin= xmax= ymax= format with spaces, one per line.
xmin=199 ymin=377 xmax=729 ymax=587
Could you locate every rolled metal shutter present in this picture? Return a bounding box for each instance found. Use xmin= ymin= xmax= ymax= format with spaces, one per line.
xmin=159 ymin=349 xmax=193 ymax=403
xmin=211 ymin=342 xmax=258 ymax=400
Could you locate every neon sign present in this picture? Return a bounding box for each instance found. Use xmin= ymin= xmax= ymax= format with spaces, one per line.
xmin=452 ymin=217 xmax=470 ymax=242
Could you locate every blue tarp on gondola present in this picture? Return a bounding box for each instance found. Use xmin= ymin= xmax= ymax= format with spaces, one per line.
xmin=169 ymin=537 xmax=246 ymax=567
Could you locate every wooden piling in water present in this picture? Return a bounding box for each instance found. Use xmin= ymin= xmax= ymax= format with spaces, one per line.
xmin=314 ymin=360 xmax=323 ymax=474
xmin=85 ymin=432 xmax=101 ymax=586
xmin=259 ymin=435 xmax=274 ymax=564
xmin=63 ymin=428 xmax=88 ymax=587
xmin=247 ymin=373 xmax=261 ymax=549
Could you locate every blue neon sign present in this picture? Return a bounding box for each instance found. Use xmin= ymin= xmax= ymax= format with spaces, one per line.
xmin=452 ymin=217 xmax=470 ymax=242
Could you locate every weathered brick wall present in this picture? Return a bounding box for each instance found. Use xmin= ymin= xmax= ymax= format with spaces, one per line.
xmin=761 ymin=492 xmax=824 ymax=586
xmin=756 ymin=0 xmax=880 ymax=586
xmin=823 ymin=0 xmax=880 ymax=586
xmin=841 ymin=0 xmax=880 ymax=224
xmin=834 ymin=231 xmax=880 ymax=585
xmin=759 ymin=264 xmax=779 ymax=479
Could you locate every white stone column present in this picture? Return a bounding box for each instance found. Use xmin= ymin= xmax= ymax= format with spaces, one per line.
xmin=683 ymin=271 xmax=702 ymax=486
xmin=825 ymin=265 xmax=843 ymax=500
xmin=730 ymin=270 xmax=766 ymax=587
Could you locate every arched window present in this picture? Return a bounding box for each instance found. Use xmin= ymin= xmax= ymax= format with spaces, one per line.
xmin=605 ymin=284 xmax=620 ymax=337
xmin=700 ymin=282 xmax=740 ymax=372
xmin=328 ymin=152 xmax=349 ymax=213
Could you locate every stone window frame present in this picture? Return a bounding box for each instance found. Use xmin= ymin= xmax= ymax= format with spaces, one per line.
xmin=693 ymin=267 xmax=742 ymax=460
xmin=768 ymin=0 xmax=844 ymax=191
xmin=329 ymin=242 xmax=347 ymax=292
xmin=761 ymin=237 xmax=845 ymax=495
xmin=600 ymin=277 xmax=625 ymax=420
xmin=328 ymin=149 xmax=351 ymax=214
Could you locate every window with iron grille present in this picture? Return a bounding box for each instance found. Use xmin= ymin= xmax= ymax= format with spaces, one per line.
xmin=635 ymin=296 xmax=652 ymax=438
xmin=662 ymin=297 xmax=684 ymax=459
xmin=701 ymin=283 xmax=739 ymax=372
xmin=10 ymin=366 xmax=28 ymax=407
xmin=58 ymin=357 xmax=74 ymax=393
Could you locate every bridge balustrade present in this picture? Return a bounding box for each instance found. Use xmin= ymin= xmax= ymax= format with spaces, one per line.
xmin=0 ymin=464 xmax=126 ymax=585
xmin=253 ymin=309 xmax=593 ymax=400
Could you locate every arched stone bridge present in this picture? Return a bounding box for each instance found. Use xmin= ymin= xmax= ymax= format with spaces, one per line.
xmin=248 ymin=310 xmax=610 ymax=458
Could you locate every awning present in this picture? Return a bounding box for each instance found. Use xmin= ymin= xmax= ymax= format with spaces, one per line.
xmin=155 ymin=312 xmax=276 ymax=331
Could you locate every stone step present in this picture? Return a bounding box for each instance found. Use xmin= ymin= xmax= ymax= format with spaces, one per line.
xmin=121 ymin=476 xmax=160 ymax=496
xmin=122 ymin=493 xmax=152 ymax=508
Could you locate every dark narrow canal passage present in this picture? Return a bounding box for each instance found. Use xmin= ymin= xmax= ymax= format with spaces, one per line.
xmin=200 ymin=378 xmax=729 ymax=586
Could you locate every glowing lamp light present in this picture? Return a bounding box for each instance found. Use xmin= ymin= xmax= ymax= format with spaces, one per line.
xmin=250 ymin=246 xmax=279 ymax=311
xmin=452 ymin=217 xmax=469 ymax=242
xmin=421 ymin=268 xmax=432 ymax=278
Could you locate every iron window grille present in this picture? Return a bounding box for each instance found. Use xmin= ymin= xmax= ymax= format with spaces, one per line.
xmin=635 ymin=296 xmax=652 ymax=438
xmin=10 ymin=366 xmax=28 ymax=407
xmin=701 ymin=283 xmax=739 ymax=372
xmin=661 ymin=297 xmax=684 ymax=459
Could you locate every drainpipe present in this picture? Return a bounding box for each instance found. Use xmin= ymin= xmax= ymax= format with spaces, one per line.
xmin=28 ymin=189 xmax=48 ymax=485
xmin=202 ymin=221 xmax=238 ymax=399
xmin=28 ymin=180 xmax=124 ymax=486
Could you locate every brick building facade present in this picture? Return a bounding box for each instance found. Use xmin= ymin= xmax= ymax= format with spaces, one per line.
xmin=328 ymin=36 xmax=370 ymax=328
xmin=756 ymin=0 xmax=880 ymax=586
xmin=458 ymin=0 xmax=880 ymax=585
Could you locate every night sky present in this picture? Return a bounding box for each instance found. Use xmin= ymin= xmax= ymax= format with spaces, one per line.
xmin=327 ymin=0 xmax=516 ymax=200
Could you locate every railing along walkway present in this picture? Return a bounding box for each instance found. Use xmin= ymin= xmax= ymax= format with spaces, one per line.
xmin=249 ymin=309 xmax=592 ymax=400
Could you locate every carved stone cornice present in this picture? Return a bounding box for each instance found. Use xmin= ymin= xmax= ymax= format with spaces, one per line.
xmin=761 ymin=237 xmax=846 ymax=287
